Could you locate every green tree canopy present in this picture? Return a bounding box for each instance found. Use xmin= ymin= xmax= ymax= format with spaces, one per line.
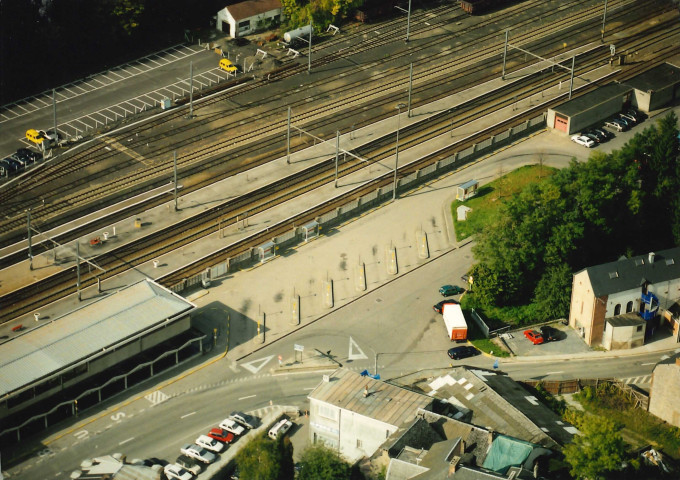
xmin=282 ymin=0 xmax=364 ymax=30
xmin=235 ymin=432 xmax=295 ymax=480
xmin=468 ymin=112 xmax=679 ymax=320
xmin=298 ymin=443 xmax=352 ymax=480
xmin=563 ymin=416 xmax=627 ymax=480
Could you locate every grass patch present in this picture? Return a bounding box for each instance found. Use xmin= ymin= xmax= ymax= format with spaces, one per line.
xmin=461 ymin=295 xmax=540 ymax=327
xmin=575 ymin=384 xmax=680 ymax=459
xmin=452 ymin=164 xmax=557 ymax=242
xmin=463 ymin=308 xmax=511 ymax=357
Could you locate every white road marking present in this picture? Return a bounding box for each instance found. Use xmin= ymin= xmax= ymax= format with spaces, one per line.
xmin=144 ymin=390 xmax=169 ymax=406
xmin=546 ymin=371 xmax=564 ymax=375
xmin=303 ymin=387 xmax=315 ymax=390
xmin=238 ymin=394 xmax=256 ymax=400
xmin=181 ymin=412 xmax=196 ymax=419
xmin=241 ymin=355 xmax=274 ymax=373
xmin=348 ymin=336 xmax=368 ymax=360
xmin=119 ymin=437 xmax=134 ymax=445
xmin=641 ymin=362 xmax=656 ymax=366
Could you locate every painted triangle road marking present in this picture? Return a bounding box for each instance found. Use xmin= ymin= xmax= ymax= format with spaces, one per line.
xmin=348 ymin=336 xmax=368 ymax=361
xmin=241 ymin=355 xmax=274 ymax=374
xmin=229 ymin=362 xmax=240 ymax=373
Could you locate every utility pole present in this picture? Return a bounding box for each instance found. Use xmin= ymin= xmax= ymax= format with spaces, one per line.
xmin=173 ymin=151 xmax=178 ymax=211
xmin=393 ymin=103 xmax=406 ymax=201
xmin=189 ymin=61 xmax=194 ymax=118
xmin=502 ymin=30 xmax=509 ymax=80
xmin=27 ymin=210 xmax=33 ymax=270
xmin=52 ymin=89 xmax=57 ymax=145
xmin=569 ymin=56 xmax=575 ymax=99
xmin=334 ymin=130 xmax=339 ymax=188
xmin=407 ymin=63 xmax=413 ymax=117
xmin=601 ymin=0 xmax=608 ymax=43
xmin=406 ymin=0 xmax=412 ymax=43
xmin=76 ymin=241 xmax=81 ymax=301
xmin=308 ymin=22 xmax=312 ymax=74
xmin=286 ymin=106 xmax=291 ymax=164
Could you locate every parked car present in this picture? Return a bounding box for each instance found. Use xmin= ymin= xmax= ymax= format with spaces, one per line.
xmin=268 ymin=418 xmax=293 ymax=440
xmin=592 ymin=127 xmax=613 ymax=140
xmin=433 ymin=300 xmax=459 ymax=314
xmin=570 ymin=135 xmax=595 ymax=148
xmin=583 ymin=132 xmax=602 ymax=144
xmin=523 ymin=330 xmax=544 ymax=345
xmin=180 ymin=444 xmax=216 ymax=464
xmin=175 ymin=454 xmax=202 ymax=475
xmin=447 ymin=345 xmax=479 ymax=360
xmin=540 ymin=326 xmax=558 ymax=342
xmin=15 ymin=148 xmax=41 ymax=163
xmin=164 ymin=463 xmax=194 ymax=480
xmin=196 ymin=434 xmax=225 ymax=453
xmin=604 ymin=119 xmax=626 ymax=131
xmin=208 ymin=427 xmax=235 ymax=444
xmin=229 ymin=411 xmax=257 ymax=429
xmin=619 ymin=112 xmax=637 ymax=124
xmin=615 ymin=115 xmax=633 ymax=128
xmin=219 ymin=418 xmax=245 ymax=436
xmin=0 ymin=158 xmax=18 ymax=177
xmin=625 ymin=109 xmax=644 ymax=121
xmin=439 ymin=284 xmax=465 ymax=296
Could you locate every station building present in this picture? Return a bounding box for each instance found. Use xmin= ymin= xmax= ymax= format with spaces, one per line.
xmin=0 ymin=279 xmax=198 ymax=445
xmin=546 ymin=62 xmax=680 ymax=135
xmin=217 ymin=0 xmax=283 ymax=38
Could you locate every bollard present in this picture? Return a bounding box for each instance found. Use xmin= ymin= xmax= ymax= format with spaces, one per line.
xmin=134 ymin=218 xmax=142 ymax=228
xmin=34 ymin=312 xmax=40 ymax=322
xmin=113 ymin=226 xmax=116 ymax=237
xmin=153 ymin=260 xmax=159 ymax=268
xmin=103 ymin=232 xmax=109 ymax=241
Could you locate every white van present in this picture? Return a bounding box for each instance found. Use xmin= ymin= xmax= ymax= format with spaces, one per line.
xmin=268 ymin=419 xmax=292 ymax=440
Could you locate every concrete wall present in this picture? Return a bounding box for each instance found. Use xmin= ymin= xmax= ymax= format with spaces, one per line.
xmin=649 ymin=360 xmax=680 ymax=427
xmin=569 ymin=271 xmax=598 ymax=344
xmin=631 ymin=89 xmax=651 ymax=113
xmin=603 ymin=322 xmax=645 ymax=350
xmin=309 ymin=399 xmax=398 ymax=463
xmin=606 ymin=289 xmax=641 ymax=317
xmin=568 ymin=95 xmax=624 ymax=134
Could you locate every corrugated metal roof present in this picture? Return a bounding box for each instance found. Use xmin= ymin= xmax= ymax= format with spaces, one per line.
xmin=309 ymin=368 xmax=433 ymax=427
xmin=0 ymin=279 xmax=194 ymax=398
xmin=225 ymin=0 xmax=282 ymax=21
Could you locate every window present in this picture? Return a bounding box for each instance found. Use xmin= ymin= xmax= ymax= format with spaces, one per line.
xmin=356 ymin=439 xmax=363 ymax=448
xmin=626 ymin=301 xmax=633 ymax=313
xmin=238 ymin=20 xmax=250 ymax=32
xmin=318 ymin=403 xmax=338 ymax=421
xmin=637 ymin=325 xmax=643 ymax=332
xmin=614 ymin=304 xmax=621 ymax=315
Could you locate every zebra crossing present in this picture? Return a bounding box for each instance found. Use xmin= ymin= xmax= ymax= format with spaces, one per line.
xmin=619 ymin=374 xmax=651 ymax=386
xmin=145 ymin=390 xmax=170 ymax=406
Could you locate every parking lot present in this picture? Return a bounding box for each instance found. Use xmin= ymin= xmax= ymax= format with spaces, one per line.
xmin=500 ymin=323 xmax=593 ymax=357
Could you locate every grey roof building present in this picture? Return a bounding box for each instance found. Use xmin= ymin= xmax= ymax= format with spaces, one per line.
xmin=0 ymin=279 xmax=196 ymax=445
xmin=308 ymin=368 xmax=434 ymax=463
xmin=569 ymin=247 xmax=680 ymax=346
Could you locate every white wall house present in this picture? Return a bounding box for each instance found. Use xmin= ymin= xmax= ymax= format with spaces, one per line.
xmin=217 ymin=0 xmax=283 ymax=38
xmin=308 ymin=369 xmax=433 ymax=463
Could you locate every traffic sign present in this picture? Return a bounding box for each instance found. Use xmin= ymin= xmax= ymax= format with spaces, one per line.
xmin=294 ymin=344 xmax=304 ymax=352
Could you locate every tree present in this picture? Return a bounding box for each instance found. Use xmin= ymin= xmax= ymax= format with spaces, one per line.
xmin=235 ymin=432 xmax=295 ymax=480
xmin=298 ymin=443 xmax=352 ymax=480
xmin=563 ymin=416 xmax=627 ymax=480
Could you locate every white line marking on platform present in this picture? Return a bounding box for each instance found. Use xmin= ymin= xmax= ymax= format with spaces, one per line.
xmin=119 ymin=437 xmax=134 ymax=445
xmin=181 ymin=412 xmax=196 ymax=419
xmin=238 ymin=395 xmax=256 ymax=400
xmin=641 ymin=362 xmax=655 ymax=366
xmin=546 ymin=371 xmax=563 ymax=375
xmin=348 ymin=336 xmax=368 ymax=360
xmin=304 ymin=387 xmax=315 ymax=390
xmin=241 ymin=355 xmax=274 ymax=374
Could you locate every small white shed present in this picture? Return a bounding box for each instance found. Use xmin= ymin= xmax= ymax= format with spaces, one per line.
xmin=217 ymin=0 xmax=283 ymax=38
xmin=456 ymin=179 xmax=478 ymax=201
xmin=602 ymin=313 xmax=646 ymax=350
xmin=457 ymin=205 xmax=472 ymax=221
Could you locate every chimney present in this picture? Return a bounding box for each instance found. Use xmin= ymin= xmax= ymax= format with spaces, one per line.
xmin=649 ymin=252 xmax=655 ymax=264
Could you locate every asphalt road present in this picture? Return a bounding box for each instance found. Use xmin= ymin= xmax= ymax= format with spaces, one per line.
xmin=8 ymin=240 xmax=675 ymax=478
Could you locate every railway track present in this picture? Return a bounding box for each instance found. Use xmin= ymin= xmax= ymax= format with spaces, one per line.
xmin=1 ymin=15 xmax=677 ymax=323
xmin=0 ymin=0 xmax=663 ymax=257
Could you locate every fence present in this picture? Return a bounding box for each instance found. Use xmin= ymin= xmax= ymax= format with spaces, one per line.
xmin=520 ymin=378 xmax=649 ymax=410
xmin=169 ymin=114 xmax=547 ymax=293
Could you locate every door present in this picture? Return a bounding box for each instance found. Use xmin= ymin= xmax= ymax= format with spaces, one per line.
xmin=554 ymin=114 xmax=568 ymax=133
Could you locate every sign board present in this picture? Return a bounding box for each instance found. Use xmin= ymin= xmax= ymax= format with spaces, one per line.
xmin=294 ymin=344 xmax=304 ymax=352
xmin=610 ymin=44 xmax=616 ymax=56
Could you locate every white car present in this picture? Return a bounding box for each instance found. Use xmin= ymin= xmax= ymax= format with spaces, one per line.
xmin=229 ymin=411 xmax=257 ymax=429
xmin=219 ymin=418 xmax=246 ymax=436
xmin=180 ymin=443 xmax=216 ymax=464
xmin=570 ymin=135 xmax=595 ymax=148
xmin=164 ymin=463 xmax=194 ymax=480
xmin=196 ymin=434 xmax=225 ymax=453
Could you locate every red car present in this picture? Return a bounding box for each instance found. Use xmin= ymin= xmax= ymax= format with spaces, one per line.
xmin=523 ymin=330 xmax=544 ymax=345
xmin=208 ymin=428 xmax=235 ymax=444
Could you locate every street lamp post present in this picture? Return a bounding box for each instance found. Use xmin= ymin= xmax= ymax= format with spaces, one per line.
xmin=393 ymin=103 xmax=406 ymax=201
